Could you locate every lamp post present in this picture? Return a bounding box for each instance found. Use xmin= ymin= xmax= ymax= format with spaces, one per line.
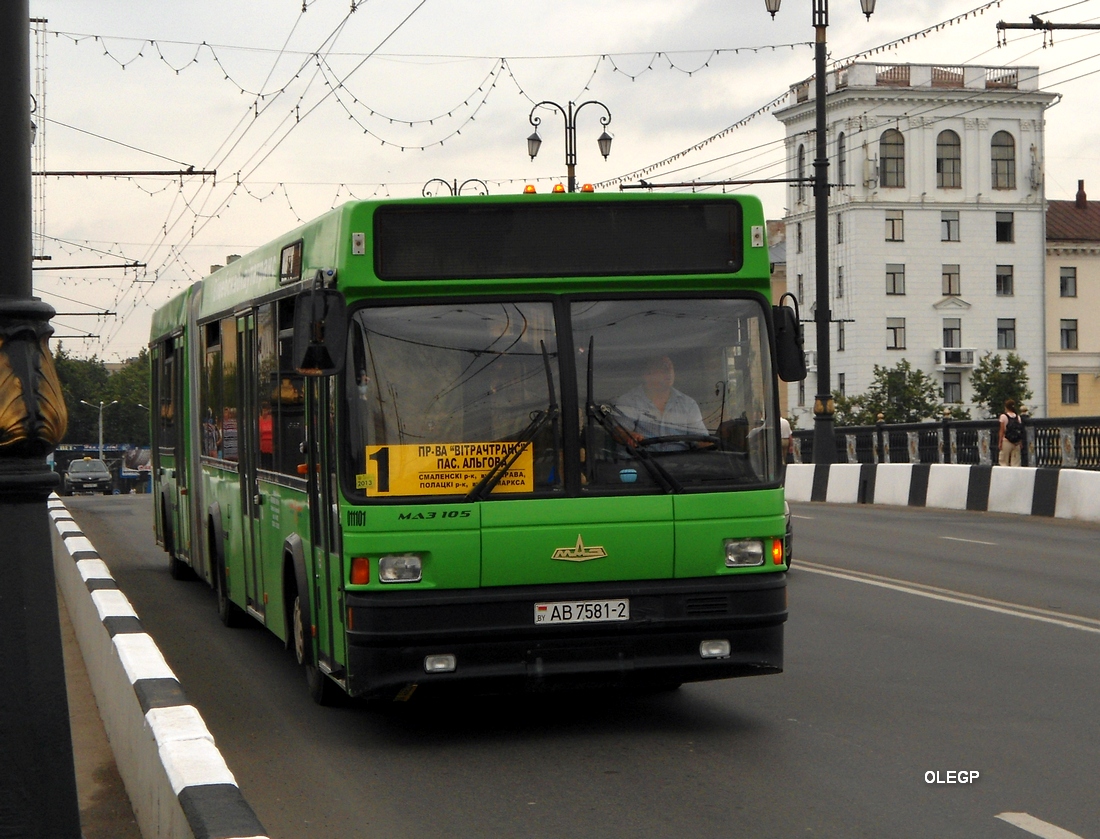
xmin=527 ymin=100 xmax=613 ymax=193
xmin=766 ymin=0 xmax=874 ymax=466
xmin=422 ymin=178 xmax=489 ymax=197
xmin=81 ymin=398 xmax=118 ymax=461
xmin=0 ymin=0 xmax=81 ymax=833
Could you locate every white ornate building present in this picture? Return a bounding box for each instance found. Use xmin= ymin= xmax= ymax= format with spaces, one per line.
xmin=775 ymin=63 xmax=1058 ymax=422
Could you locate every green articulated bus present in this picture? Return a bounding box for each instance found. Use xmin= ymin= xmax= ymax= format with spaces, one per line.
xmin=149 ymin=191 xmax=806 ymax=704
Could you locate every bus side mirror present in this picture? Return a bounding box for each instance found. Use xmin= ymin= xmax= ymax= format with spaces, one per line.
xmin=773 ymin=294 xmax=806 ymax=383
xmin=293 ymin=283 xmax=348 ymax=376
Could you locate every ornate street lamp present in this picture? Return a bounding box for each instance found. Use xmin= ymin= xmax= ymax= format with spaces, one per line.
xmin=766 ymin=0 xmax=874 ymax=466
xmin=422 ymin=178 xmax=490 ymax=197
xmin=526 ymin=100 xmax=612 ymax=193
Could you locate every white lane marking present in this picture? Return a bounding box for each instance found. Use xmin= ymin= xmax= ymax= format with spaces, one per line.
xmin=796 ymin=561 xmax=1100 ymax=635
xmin=941 ymin=535 xmax=997 ymax=546
xmin=996 ymin=812 xmax=1086 ymax=839
xmin=791 ymin=514 xmax=815 ymax=520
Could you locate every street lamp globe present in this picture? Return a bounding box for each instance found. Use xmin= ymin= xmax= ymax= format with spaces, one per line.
xmin=597 ymin=131 xmax=613 ymax=160
xmin=527 ymin=131 xmax=542 ymax=161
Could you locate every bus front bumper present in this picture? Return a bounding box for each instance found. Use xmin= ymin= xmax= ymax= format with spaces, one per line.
xmin=343 ymin=573 xmax=786 ymax=698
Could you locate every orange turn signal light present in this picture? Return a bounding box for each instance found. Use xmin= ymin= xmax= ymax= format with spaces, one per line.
xmin=350 ymin=556 xmax=371 ymax=585
xmin=772 ymin=539 xmax=784 ymax=565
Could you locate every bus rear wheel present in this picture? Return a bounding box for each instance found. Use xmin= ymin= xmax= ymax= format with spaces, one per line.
xmin=292 ymin=593 xmax=341 ymax=706
xmin=163 ymin=502 xmax=188 ymax=581
xmin=215 ymin=553 xmax=247 ymax=628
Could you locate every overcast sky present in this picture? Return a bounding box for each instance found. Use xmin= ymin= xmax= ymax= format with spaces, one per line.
xmin=28 ymin=0 xmax=1100 ymax=361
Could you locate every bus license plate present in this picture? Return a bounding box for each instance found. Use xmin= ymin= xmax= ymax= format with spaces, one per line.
xmin=534 ymin=599 xmax=629 ymax=625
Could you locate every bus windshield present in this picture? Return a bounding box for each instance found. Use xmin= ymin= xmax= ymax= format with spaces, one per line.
xmin=576 ymin=297 xmax=777 ymax=491
xmin=346 ymin=301 xmax=562 ymax=498
xmin=345 ymin=295 xmax=777 ymax=500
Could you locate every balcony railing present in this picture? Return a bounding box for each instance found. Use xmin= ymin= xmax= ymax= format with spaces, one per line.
xmin=934 ymin=347 xmax=976 ymax=369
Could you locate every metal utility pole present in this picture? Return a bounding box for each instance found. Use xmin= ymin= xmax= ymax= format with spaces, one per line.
xmin=765 ymin=0 xmax=874 ymax=469
xmin=997 ymin=14 xmax=1100 ymax=46
xmin=0 ymin=2 xmax=81 ymax=835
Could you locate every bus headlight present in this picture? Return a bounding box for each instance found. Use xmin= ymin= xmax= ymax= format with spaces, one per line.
xmin=724 ymin=539 xmax=764 ymax=567
xmin=378 ymin=554 xmax=422 ymax=583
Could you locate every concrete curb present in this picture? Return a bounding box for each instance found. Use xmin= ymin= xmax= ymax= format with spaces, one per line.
xmin=49 ymin=495 xmax=269 ymax=839
xmin=786 ymin=463 xmax=1100 ymax=524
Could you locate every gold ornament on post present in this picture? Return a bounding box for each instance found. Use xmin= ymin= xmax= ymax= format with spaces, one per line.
xmin=0 ymin=309 xmax=68 ymax=457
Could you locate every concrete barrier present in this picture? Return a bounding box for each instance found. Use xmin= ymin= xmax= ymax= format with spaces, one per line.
xmin=49 ymin=495 xmax=268 ymax=839
xmin=872 ymin=464 xmax=913 ymax=507
xmin=1054 ymin=469 xmax=1100 ymax=523
xmin=926 ymin=464 xmax=971 ymax=511
xmin=786 ymin=462 xmax=1100 ymax=525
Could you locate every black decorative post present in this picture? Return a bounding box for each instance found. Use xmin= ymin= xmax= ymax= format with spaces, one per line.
xmin=765 ymin=0 xmax=875 ymax=465
xmin=0 ymin=2 xmax=80 ymax=836
xmin=527 ymin=100 xmax=612 ymax=193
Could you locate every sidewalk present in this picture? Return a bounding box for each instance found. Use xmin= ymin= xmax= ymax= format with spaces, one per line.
xmin=58 ymin=587 xmax=142 ymax=839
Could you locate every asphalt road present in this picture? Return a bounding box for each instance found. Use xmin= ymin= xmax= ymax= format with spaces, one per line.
xmin=67 ymin=495 xmax=1100 ymax=839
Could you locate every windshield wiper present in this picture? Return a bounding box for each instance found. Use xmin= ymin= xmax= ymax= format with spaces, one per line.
xmin=590 ymin=403 xmax=683 ymax=494
xmin=466 ymin=341 xmax=558 ymax=503
xmin=584 ymin=337 xmax=681 ymax=494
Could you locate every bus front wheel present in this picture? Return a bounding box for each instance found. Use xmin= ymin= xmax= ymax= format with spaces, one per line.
xmin=292 ymin=593 xmax=341 ymax=706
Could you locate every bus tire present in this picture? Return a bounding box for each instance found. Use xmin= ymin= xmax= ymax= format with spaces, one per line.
xmin=163 ymin=500 xmax=188 ymax=581
xmin=292 ymin=592 xmax=340 ymax=706
xmin=213 ymin=541 xmax=247 ymax=628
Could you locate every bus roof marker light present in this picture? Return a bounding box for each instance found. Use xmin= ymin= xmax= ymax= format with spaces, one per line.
xmin=523 ymin=184 xmax=537 ymax=194
xmin=580 ymin=184 xmax=595 ymax=193
xmin=552 ymin=183 xmax=566 ymax=193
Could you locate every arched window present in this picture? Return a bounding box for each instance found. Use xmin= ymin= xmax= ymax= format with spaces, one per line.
xmin=880 ymin=129 xmax=905 ymax=188
xmin=936 ymin=130 xmax=961 ymax=188
xmin=837 ymin=132 xmax=847 ymax=187
xmin=797 ymin=144 xmax=806 ymax=202
xmin=991 ymin=131 xmax=1016 ymax=189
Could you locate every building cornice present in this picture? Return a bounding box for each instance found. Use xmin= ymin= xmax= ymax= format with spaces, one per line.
xmin=1047 ymin=244 xmax=1100 ymax=255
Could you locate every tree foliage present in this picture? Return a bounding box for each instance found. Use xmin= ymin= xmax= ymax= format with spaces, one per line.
xmin=52 ymin=346 xmax=150 ymax=447
xmin=833 ymin=359 xmax=969 ymax=426
xmin=969 ymin=352 xmax=1032 ymax=419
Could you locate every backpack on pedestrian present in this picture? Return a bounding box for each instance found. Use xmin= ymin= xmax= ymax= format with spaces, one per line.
xmin=1003 ymin=412 xmax=1024 ymax=444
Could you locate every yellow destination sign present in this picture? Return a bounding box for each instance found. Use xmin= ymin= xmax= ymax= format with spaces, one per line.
xmin=359 ymin=442 xmax=533 ymax=497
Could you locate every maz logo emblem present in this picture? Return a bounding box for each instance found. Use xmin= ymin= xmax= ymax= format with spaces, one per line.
xmin=551 ymin=535 xmax=608 ymax=562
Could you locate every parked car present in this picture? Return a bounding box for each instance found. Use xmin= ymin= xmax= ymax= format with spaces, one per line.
xmin=63 ymin=457 xmax=113 ymax=496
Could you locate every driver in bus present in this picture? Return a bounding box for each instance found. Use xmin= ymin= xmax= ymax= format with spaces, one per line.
xmin=613 ymin=354 xmax=707 ymax=451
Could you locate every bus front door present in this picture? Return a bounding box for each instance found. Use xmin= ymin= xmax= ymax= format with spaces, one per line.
xmin=305 ymin=377 xmax=344 ymax=680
